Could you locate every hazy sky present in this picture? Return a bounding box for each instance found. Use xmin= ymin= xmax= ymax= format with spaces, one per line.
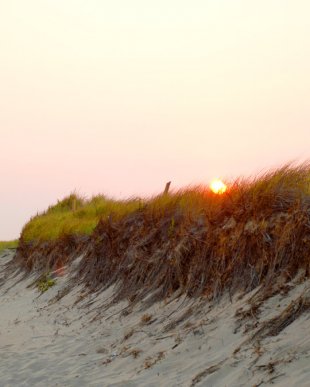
xmin=1 ymin=0 xmax=309 ymax=239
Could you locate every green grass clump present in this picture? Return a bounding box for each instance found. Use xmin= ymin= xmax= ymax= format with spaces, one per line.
xmin=0 ymin=240 xmax=19 ymax=252
xmin=21 ymin=193 xmax=143 ymax=242
xmin=37 ymin=273 xmax=56 ymax=293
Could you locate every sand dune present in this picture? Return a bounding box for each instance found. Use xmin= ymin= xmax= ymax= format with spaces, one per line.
xmin=0 ymin=250 xmax=309 ymax=386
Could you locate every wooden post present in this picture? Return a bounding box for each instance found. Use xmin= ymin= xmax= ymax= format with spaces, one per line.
xmin=72 ymin=197 xmax=76 ymax=212
xmin=164 ymin=181 xmax=171 ymax=195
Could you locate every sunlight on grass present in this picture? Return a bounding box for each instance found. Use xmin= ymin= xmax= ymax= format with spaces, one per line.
xmin=20 ymin=163 xmax=310 ymax=243
xmin=21 ymin=194 xmax=143 ymax=242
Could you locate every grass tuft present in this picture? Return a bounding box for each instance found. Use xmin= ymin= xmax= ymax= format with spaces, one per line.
xmin=36 ymin=273 xmax=56 ymax=293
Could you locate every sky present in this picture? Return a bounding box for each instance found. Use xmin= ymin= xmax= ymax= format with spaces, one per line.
xmin=0 ymin=0 xmax=309 ymax=240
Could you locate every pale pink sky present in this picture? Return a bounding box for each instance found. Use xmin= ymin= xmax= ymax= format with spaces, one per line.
xmin=1 ymin=0 xmax=309 ymax=240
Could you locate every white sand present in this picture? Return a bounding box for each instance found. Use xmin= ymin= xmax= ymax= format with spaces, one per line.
xmin=0 ymin=250 xmax=309 ymax=387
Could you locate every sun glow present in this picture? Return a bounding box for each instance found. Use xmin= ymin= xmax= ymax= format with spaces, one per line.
xmin=210 ymin=179 xmax=227 ymax=194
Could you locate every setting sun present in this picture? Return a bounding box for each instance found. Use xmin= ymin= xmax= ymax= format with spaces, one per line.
xmin=210 ymin=179 xmax=227 ymax=194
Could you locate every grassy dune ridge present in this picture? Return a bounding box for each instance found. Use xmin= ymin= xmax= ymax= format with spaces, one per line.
xmin=21 ymin=163 xmax=310 ymax=243
xmin=16 ymin=163 xmax=310 ymax=302
xmin=21 ymin=194 xmax=143 ymax=242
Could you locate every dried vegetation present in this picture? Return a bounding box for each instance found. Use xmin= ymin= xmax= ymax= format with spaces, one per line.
xmin=14 ymin=163 xmax=310 ymax=305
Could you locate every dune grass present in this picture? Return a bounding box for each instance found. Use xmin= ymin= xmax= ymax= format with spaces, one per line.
xmin=0 ymin=240 xmax=19 ymax=252
xmin=21 ymin=194 xmax=143 ymax=242
xmin=16 ymin=162 xmax=310 ymax=302
xmin=73 ymin=162 xmax=310 ymax=301
xmin=20 ymin=190 xmax=213 ymax=242
xmin=20 ymin=163 xmax=310 ymax=243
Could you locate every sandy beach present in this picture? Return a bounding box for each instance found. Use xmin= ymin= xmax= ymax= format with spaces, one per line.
xmin=2 ymin=1 xmax=310 ymax=385
xmin=0 ymin=249 xmax=309 ymax=386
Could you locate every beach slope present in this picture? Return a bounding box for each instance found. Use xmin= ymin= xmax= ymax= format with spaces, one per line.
xmin=0 ymin=250 xmax=309 ymax=386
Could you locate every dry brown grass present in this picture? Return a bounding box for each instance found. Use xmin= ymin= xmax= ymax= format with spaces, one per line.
xmin=15 ymin=234 xmax=88 ymax=271
xmin=14 ymin=163 xmax=310 ymax=304
xmin=122 ymin=328 xmax=135 ymax=342
xmin=251 ymin=289 xmax=310 ymax=340
xmin=129 ymin=348 xmax=142 ymax=359
xmin=143 ymin=351 xmax=166 ymax=369
xmin=140 ymin=313 xmax=152 ymax=325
